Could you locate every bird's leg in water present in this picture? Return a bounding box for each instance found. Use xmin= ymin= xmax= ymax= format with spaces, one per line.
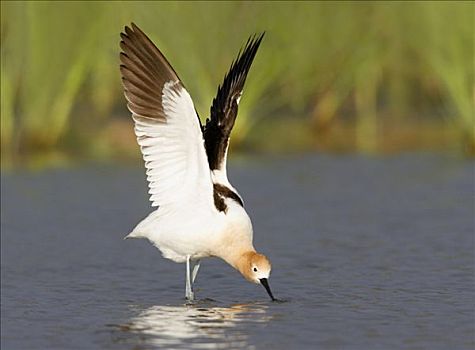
xmin=185 ymin=255 xmax=194 ymax=301
xmin=192 ymin=259 xmax=201 ymax=284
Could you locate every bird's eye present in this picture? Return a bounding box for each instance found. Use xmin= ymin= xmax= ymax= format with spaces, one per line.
xmin=253 ymin=267 xmax=258 ymax=272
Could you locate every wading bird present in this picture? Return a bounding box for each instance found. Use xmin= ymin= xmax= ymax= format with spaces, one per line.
xmin=119 ymin=23 xmax=274 ymax=301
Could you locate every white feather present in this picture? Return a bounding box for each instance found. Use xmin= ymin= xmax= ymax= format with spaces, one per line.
xmin=131 ymin=81 xmax=214 ymax=209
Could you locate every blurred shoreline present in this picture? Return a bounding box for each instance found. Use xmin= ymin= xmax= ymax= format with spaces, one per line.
xmin=1 ymin=116 xmax=470 ymax=171
xmin=1 ymin=1 xmax=474 ymax=168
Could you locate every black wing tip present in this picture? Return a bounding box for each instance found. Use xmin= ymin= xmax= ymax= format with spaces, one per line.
xmin=208 ymin=31 xmax=266 ymax=117
xmin=253 ymin=31 xmax=266 ymax=42
xmin=245 ymin=32 xmax=265 ymax=50
xmin=220 ymin=31 xmax=265 ymax=91
xmin=240 ymin=32 xmax=264 ymax=55
xmin=238 ymin=31 xmax=265 ymax=66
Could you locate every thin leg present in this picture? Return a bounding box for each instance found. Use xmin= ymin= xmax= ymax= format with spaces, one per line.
xmin=192 ymin=259 xmax=201 ymax=284
xmin=185 ymin=255 xmax=194 ymax=301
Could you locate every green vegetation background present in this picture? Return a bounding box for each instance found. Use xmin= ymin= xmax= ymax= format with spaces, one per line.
xmin=1 ymin=1 xmax=474 ymax=168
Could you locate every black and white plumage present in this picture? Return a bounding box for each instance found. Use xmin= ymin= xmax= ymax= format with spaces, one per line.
xmin=119 ymin=23 xmax=274 ymax=301
xmin=205 ymin=33 xmax=264 ymax=171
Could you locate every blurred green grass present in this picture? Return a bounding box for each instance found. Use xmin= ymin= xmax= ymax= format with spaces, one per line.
xmin=1 ymin=1 xmax=474 ymax=167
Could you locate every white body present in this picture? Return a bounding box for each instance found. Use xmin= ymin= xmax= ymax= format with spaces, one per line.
xmin=128 ymin=197 xmax=253 ymax=263
xmin=125 ymin=81 xmax=254 ymax=264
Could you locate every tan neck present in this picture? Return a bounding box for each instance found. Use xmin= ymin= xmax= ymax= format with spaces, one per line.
xmin=234 ymin=251 xmax=257 ymax=276
xmin=222 ymin=249 xmax=256 ymax=274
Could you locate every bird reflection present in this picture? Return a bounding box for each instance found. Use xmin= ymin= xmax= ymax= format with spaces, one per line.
xmin=110 ymin=301 xmax=270 ymax=349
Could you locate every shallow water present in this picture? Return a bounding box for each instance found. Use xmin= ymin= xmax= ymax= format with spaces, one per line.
xmin=1 ymin=154 xmax=474 ymax=349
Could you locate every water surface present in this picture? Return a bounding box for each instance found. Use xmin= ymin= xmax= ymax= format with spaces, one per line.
xmin=1 ymin=155 xmax=474 ymax=349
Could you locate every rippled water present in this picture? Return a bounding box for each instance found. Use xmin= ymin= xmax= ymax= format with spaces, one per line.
xmin=1 ymin=155 xmax=474 ymax=349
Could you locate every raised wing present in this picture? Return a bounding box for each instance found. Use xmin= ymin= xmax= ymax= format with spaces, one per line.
xmin=119 ymin=23 xmax=213 ymax=208
xmin=204 ymin=33 xmax=264 ymax=177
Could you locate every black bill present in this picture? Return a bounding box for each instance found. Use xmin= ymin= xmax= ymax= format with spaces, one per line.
xmin=259 ymin=278 xmax=276 ymax=301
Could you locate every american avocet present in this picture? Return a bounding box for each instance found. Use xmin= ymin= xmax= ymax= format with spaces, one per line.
xmin=119 ymin=23 xmax=274 ymax=301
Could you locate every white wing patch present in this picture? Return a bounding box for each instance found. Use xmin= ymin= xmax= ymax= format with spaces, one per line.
xmin=132 ymin=81 xmax=213 ymax=208
xmin=236 ymin=92 xmax=242 ymax=105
